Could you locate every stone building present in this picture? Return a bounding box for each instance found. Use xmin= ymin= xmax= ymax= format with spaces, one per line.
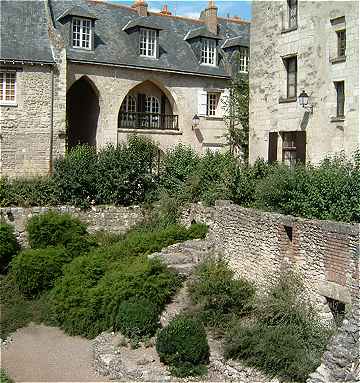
xmin=0 ymin=0 xmax=249 ymax=177
xmin=249 ymin=1 xmax=359 ymax=165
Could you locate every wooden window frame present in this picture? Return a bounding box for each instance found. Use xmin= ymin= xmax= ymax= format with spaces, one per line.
xmin=206 ymin=92 xmax=219 ymax=116
xmin=285 ymin=56 xmax=297 ymax=99
xmin=336 ymin=30 xmax=346 ymax=58
xmin=239 ymin=47 xmax=249 ymax=73
xmin=139 ymin=28 xmax=157 ymax=58
xmin=0 ymin=70 xmax=17 ymax=105
xmin=72 ymin=17 xmax=92 ymax=50
xmin=201 ymin=38 xmax=217 ymax=66
xmin=335 ymin=81 xmax=345 ymax=118
xmin=287 ymin=0 xmax=298 ymax=29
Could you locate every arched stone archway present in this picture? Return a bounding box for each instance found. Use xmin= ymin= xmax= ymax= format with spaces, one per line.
xmin=118 ymin=80 xmax=178 ymax=131
xmin=66 ymin=77 xmax=100 ymax=149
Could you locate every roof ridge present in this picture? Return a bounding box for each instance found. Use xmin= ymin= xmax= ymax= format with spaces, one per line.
xmin=218 ymin=16 xmax=250 ymax=25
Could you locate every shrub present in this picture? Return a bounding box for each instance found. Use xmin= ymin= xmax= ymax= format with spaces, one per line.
xmin=224 ymin=272 xmax=332 ymax=382
xmin=156 ymin=315 xmax=209 ymax=377
xmin=189 ymin=258 xmax=255 ymax=329
xmin=0 ymin=223 xmax=19 ymax=273
xmin=10 ymin=247 xmax=70 ymax=297
xmin=26 ymin=211 xmax=87 ymax=249
xmin=0 ymin=369 xmax=14 ymax=383
xmin=96 ymin=137 xmax=159 ymax=206
xmin=52 ymin=145 xmax=98 ymax=208
xmin=114 ymin=298 xmax=159 ymax=339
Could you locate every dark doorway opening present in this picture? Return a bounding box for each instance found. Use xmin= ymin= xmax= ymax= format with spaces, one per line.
xmin=66 ymin=77 xmax=100 ymax=150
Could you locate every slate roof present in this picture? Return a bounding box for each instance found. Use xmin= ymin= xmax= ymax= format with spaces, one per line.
xmin=0 ymin=0 xmax=54 ymax=63
xmin=57 ymin=5 xmax=98 ymax=21
xmin=0 ymin=0 xmax=250 ymax=77
xmin=184 ymin=26 xmax=223 ymax=41
xmin=221 ymin=36 xmax=250 ymax=49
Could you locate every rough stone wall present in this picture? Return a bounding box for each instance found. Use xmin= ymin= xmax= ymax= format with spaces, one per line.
xmin=249 ymin=1 xmax=359 ymax=164
xmin=67 ymin=63 xmax=230 ymax=154
xmin=182 ymin=202 xmax=359 ymax=311
xmin=0 ymin=205 xmax=144 ymax=246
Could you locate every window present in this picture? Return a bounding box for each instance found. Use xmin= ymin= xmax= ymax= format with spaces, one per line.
xmin=72 ymin=18 xmax=92 ymax=49
xmin=285 ymin=56 xmax=297 ymax=98
xmin=288 ymin=0 xmax=298 ymax=29
xmin=282 ymin=131 xmax=306 ymax=166
xmin=335 ymin=81 xmax=345 ymax=117
xmin=239 ymin=47 xmax=249 ymax=72
xmin=0 ymin=71 xmax=16 ymax=104
xmin=207 ymin=93 xmax=219 ymax=116
xmin=201 ymin=39 xmax=217 ymax=66
xmin=139 ymin=28 xmax=157 ymax=58
xmin=121 ymin=95 xmax=136 ymax=113
xmin=337 ymin=30 xmax=346 ymax=57
xmin=145 ymin=96 xmax=160 ymax=114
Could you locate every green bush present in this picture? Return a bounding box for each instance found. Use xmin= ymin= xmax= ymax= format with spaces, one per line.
xmin=0 ymin=223 xmax=19 ymax=273
xmin=26 ymin=211 xmax=87 ymax=249
xmin=156 ymin=315 xmax=209 ymax=377
xmin=0 ymin=177 xmax=58 ymax=208
xmin=96 ymin=137 xmax=159 ymax=206
xmin=0 ymin=368 xmax=14 ymax=383
xmin=224 ymin=272 xmax=331 ymax=382
xmin=53 ymin=145 xmax=98 ymax=208
xmin=114 ymin=298 xmax=159 ymax=339
xmin=189 ymin=258 xmax=255 ymax=329
xmin=10 ymin=247 xmax=70 ymax=297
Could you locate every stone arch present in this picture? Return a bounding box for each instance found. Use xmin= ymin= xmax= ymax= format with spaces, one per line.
xmin=118 ymin=80 xmax=178 ymax=130
xmin=66 ymin=76 xmax=100 ymax=150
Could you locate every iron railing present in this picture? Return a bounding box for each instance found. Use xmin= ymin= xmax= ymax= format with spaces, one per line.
xmin=118 ymin=112 xmax=179 ymax=131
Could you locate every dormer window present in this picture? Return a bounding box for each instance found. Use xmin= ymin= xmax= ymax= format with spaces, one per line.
xmin=201 ymin=38 xmax=217 ymax=66
xmin=139 ymin=28 xmax=157 ymax=58
xmin=72 ymin=18 xmax=92 ymax=49
xmin=239 ymin=47 xmax=250 ymax=73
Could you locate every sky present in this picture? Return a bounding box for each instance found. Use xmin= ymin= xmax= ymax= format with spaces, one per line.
xmin=113 ymin=1 xmax=252 ymax=21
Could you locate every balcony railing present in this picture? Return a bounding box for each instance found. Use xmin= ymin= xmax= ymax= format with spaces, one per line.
xmin=119 ymin=112 xmax=179 ymax=131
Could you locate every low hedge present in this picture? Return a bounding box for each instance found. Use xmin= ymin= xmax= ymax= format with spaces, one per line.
xmin=10 ymin=247 xmax=70 ymax=297
xmin=156 ymin=315 xmax=209 ymax=377
xmin=0 ymin=223 xmax=19 ymax=273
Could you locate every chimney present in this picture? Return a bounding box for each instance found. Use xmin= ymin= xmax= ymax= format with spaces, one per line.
xmin=200 ymin=1 xmax=218 ymax=35
xmin=160 ymin=4 xmax=172 ymax=16
xmin=132 ymin=0 xmax=148 ymax=17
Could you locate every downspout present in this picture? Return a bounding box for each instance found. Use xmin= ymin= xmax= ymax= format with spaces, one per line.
xmin=49 ymin=67 xmax=54 ymax=175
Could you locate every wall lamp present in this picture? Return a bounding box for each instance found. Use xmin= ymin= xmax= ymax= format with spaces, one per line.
xmin=298 ymin=90 xmax=313 ymax=113
xmin=192 ymin=114 xmax=200 ymax=130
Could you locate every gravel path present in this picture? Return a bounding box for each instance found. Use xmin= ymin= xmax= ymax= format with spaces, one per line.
xmin=1 ymin=323 xmax=109 ymax=382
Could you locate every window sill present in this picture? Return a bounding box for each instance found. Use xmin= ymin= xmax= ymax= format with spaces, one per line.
xmin=200 ymin=63 xmax=217 ymax=67
xmin=0 ymin=102 xmax=17 ymax=107
xmin=205 ymin=116 xmax=223 ymax=121
xmin=330 ymin=116 xmax=345 ymax=123
xmin=70 ymin=47 xmax=94 ymax=52
xmin=118 ymin=128 xmax=182 ymax=135
xmin=281 ymin=26 xmax=298 ymax=34
xmin=279 ymin=97 xmax=297 ymax=104
xmin=330 ymin=56 xmax=346 ymax=64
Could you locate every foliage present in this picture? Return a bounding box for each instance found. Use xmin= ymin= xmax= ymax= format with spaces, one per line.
xmin=26 ymin=211 xmax=87 ymax=249
xmin=0 ymin=368 xmax=14 ymax=383
xmin=0 ymin=223 xmax=19 ymax=273
xmin=223 ymin=64 xmax=249 ymax=161
xmin=114 ymin=298 xmax=159 ymax=340
xmin=52 ymin=145 xmax=98 ymax=208
xmin=189 ymin=258 xmax=256 ymax=329
xmin=156 ymin=315 xmax=209 ymax=377
xmin=0 ymin=177 xmax=58 ymax=207
xmin=224 ymin=272 xmax=332 ymax=382
xmin=10 ymin=247 xmax=71 ymax=297
xmin=96 ymin=137 xmax=159 ymax=206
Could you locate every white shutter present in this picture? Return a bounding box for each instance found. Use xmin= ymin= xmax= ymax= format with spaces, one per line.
xmin=197 ymin=90 xmax=207 ymax=116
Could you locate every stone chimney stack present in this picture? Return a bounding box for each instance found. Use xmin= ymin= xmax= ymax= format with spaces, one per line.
xmin=132 ymin=0 xmax=148 ymax=17
xmin=200 ymin=1 xmax=218 ymax=35
xmin=160 ymin=4 xmax=172 ymax=16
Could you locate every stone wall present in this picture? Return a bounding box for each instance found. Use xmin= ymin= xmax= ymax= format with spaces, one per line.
xmin=182 ymin=201 xmax=359 ymax=311
xmin=249 ymin=1 xmax=359 ymax=164
xmin=0 ymin=205 xmax=144 ymax=246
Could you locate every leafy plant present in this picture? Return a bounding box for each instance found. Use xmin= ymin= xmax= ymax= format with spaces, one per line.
xmin=0 ymin=223 xmax=19 ymax=273
xmin=156 ymin=315 xmax=209 ymax=377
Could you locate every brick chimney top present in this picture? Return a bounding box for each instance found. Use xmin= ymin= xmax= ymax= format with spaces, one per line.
xmin=132 ymin=0 xmax=148 ymax=17
xmin=200 ymin=1 xmax=218 ymax=35
xmin=159 ymin=4 xmax=172 ymax=16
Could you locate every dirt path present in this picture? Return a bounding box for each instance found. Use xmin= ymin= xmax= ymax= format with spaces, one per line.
xmin=1 ymin=323 xmax=109 ymax=382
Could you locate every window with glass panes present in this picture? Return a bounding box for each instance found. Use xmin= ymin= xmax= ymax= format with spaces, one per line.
xmin=287 ymin=0 xmax=298 ymax=29
xmin=201 ymin=39 xmax=216 ymax=65
xmin=285 ymin=56 xmax=297 ymax=98
xmin=282 ymin=132 xmax=297 ymax=167
xmin=335 ymin=81 xmax=345 ymax=117
xmin=337 ymin=30 xmax=346 ymax=57
xmin=0 ymin=71 xmax=16 ymax=103
xmin=239 ymin=47 xmax=249 ymax=72
xmin=121 ymin=95 xmax=137 ymax=113
xmin=207 ymin=93 xmax=219 ymax=116
xmin=72 ymin=18 xmax=92 ymax=49
xmin=139 ymin=29 xmax=157 ymax=58
xmin=145 ymin=96 xmax=160 ymax=114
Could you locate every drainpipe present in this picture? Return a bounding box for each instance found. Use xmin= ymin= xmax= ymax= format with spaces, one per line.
xmin=49 ymin=67 xmax=54 ymax=175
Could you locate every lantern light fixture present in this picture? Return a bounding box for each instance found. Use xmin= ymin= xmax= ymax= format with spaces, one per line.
xmin=298 ymin=90 xmax=313 ymax=113
xmin=192 ymin=114 xmax=200 ymax=129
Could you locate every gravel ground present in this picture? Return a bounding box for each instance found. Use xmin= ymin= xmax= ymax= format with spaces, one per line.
xmin=1 ymin=323 xmax=109 ymax=382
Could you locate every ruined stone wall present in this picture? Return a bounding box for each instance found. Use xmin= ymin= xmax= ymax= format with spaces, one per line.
xmin=249 ymin=1 xmax=359 ymax=164
xmin=0 ymin=205 xmax=144 ymax=246
xmin=183 ymin=202 xmax=359 ymax=311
